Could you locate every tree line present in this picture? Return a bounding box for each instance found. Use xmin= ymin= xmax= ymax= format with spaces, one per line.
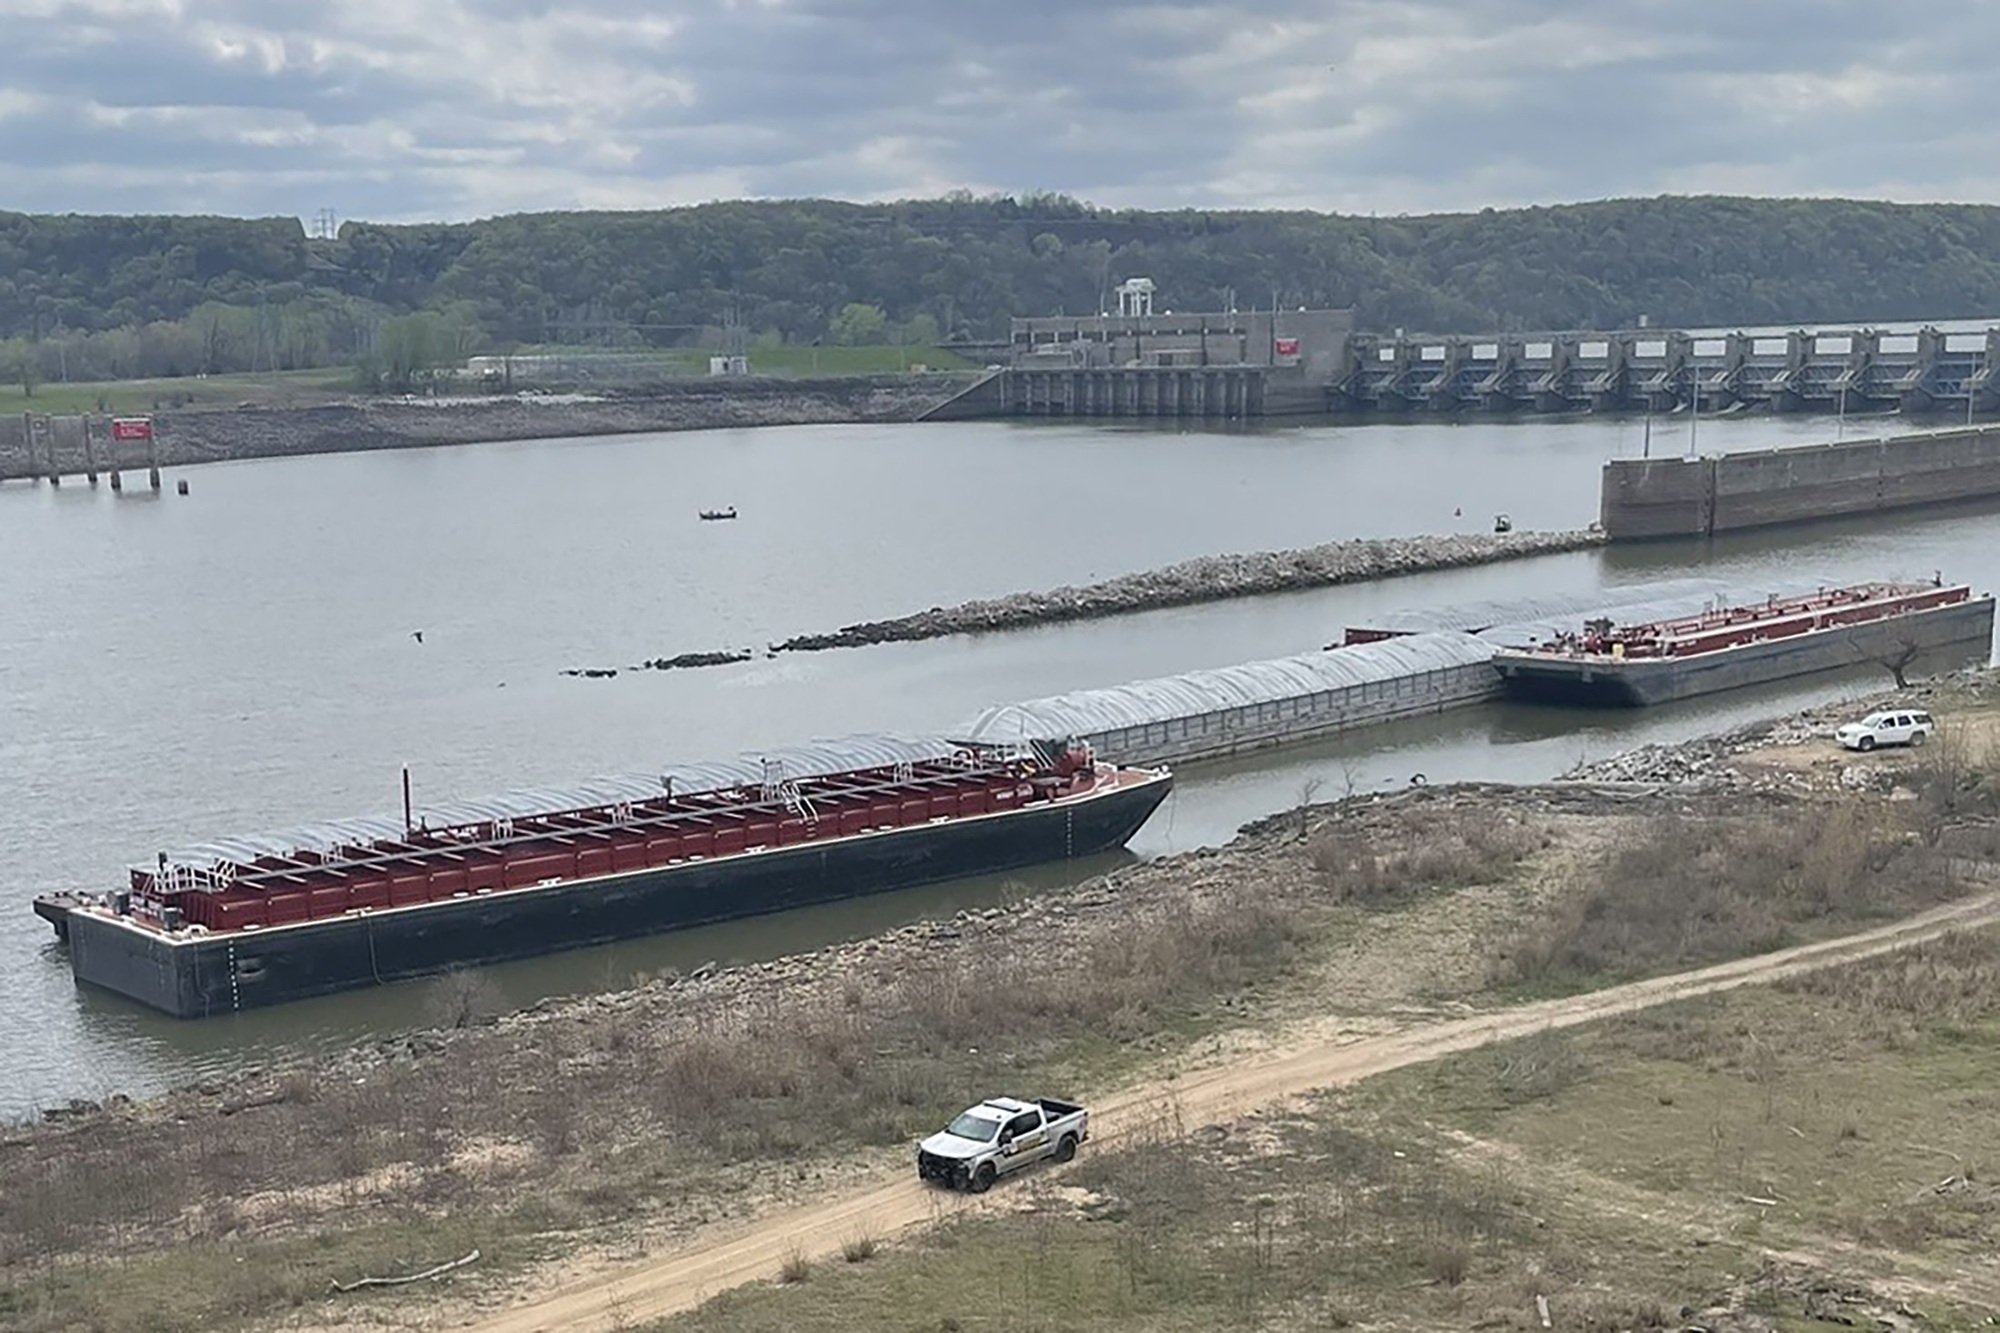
xmin=7 ymin=193 xmax=2000 ymax=390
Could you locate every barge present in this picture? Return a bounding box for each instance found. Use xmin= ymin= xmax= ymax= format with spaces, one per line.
xmin=1490 ymin=580 xmax=1995 ymax=707
xmin=33 ymin=734 xmax=1171 ymax=1018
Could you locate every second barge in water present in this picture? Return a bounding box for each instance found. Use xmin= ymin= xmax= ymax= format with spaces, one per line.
xmin=33 ymin=734 xmax=1171 ymax=1018
xmin=1490 ymin=579 xmax=1996 ymax=707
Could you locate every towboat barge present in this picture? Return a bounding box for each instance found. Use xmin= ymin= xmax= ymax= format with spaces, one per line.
xmin=34 ymin=735 xmax=1171 ymax=1018
xmin=1489 ymin=580 xmax=1995 ymax=707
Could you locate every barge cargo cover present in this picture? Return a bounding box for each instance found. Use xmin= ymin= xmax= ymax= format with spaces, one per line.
xmin=956 ymin=632 xmax=1501 ymax=767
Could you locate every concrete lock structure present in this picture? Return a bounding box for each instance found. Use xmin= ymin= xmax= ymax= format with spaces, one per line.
xmin=1601 ymin=423 xmax=2000 ymax=539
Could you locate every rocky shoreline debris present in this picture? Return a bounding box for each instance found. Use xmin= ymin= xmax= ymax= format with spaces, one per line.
xmin=561 ymin=649 xmax=760 ymax=678
xmin=570 ymin=528 xmax=1605 ymax=677
xmin=1561 ymin=666 xmax=1997 ymax=791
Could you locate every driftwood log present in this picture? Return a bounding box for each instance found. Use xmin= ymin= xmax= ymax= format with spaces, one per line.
xmin=330 ymin=1248 xmax=481 ymax=1294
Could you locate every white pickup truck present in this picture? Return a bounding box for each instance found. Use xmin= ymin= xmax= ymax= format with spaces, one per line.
xmin=916 ymin=1095 xmax=1089 ymax=1192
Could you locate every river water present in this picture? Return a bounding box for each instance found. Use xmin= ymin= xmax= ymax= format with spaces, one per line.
xmin=3 ymin=411 xmax=1997 ymax=1120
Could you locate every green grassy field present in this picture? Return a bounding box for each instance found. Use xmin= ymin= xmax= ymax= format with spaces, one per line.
xmin=0 ymin=369 xmax=351 ymax=416
xmin=504 ymin=344 xmax=980 ymax=378
xmin=0 ymin=346 xmax=976 ymax=421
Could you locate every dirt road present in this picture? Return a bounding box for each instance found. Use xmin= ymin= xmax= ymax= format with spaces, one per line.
xmin=468 ymin=891 xmax=2000 ymax=1333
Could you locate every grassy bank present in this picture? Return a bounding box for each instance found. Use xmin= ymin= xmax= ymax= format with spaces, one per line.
xmin=2 ymin=700 xmax=1994 ymax=1332
xmin=0 ymin=346 xmax=975 ymax=421
xmin=0 ymin=368 xmax=351 ymax=416
xmin=666 ymin=924 xmax=2000 ymax=1331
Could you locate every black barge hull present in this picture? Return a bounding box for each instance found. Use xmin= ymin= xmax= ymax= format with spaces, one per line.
xmin=59 ymin=773 xmax=1171 ymax=1018
xmin=1492 ymin=597 xmax=1995 ymax=707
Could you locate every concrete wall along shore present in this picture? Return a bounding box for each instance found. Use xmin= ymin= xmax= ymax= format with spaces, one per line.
xmin=1601 ymin=423 xmax=2000 ymax=539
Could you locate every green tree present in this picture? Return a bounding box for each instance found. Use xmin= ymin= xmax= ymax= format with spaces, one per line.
xmin=365 ymin=312 xmax=459 ymax=393
xmin=1 ymin=337 xmax=39 ymax=396
xmin=829 ymin=302 xmax=887 ymax=345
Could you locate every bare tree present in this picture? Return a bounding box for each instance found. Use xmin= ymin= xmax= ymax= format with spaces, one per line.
xmin=1295 ymin=777 xmax=1324 ymax=841
xmin=1878 ymin=636 xmax=1922 ymax=690
xmin=424 ymin=967 xmax=504 ymax=1030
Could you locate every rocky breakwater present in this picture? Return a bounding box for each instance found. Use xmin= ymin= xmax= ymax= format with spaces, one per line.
xmin=145 ymin=375 xmax=971 ymax=467
xmin=769 ymin=528 xmax=1606 ymax=653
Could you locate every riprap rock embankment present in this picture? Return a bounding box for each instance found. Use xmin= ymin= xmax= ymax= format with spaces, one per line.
xmin=768 ymin=529 xmax=1605 ymax=653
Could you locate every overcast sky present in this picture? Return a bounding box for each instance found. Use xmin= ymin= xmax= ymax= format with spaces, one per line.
xmin=1 ymin=0 xmax=1992 ymax=225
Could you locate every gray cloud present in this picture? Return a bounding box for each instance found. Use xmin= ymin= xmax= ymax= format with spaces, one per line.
xmin=0 ymin=0 xmax=1994 ymax=222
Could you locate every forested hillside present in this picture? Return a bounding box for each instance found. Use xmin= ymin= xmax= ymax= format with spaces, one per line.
xmin=6 ymin=194 xmax=2000 ymax=386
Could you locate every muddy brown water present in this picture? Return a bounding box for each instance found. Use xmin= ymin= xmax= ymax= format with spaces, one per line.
xmin=3 ymin=413 xmax=1996 ymax=1119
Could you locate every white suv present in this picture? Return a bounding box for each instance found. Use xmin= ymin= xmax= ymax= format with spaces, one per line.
xmin=1835 ymin=709 xmax=1934 ymax=752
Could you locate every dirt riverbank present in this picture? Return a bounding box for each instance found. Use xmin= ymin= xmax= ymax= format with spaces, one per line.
xmin=4 ymin=672 xmax=1995 ymax=1333
xmin=153 ymin=377 xmax=969 ymax=466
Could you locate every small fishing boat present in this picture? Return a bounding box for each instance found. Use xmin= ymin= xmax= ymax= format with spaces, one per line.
xmin=699 ymin=507 xmax=738 ymax=521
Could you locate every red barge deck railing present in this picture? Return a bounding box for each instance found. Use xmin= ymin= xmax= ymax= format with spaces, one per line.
xmin=124 ymin=748 xmax=1113 ymax=936
xmin=1516 ymin=582 xmax=1971 ymax=662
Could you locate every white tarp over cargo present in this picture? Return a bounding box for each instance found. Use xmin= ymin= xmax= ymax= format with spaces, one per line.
xmin=955 ymin=632 xmax=1499 ymax=765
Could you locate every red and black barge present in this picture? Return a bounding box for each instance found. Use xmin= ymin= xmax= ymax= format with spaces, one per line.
xmin=33 ymin=735 xmax=1172 ymax=1018
xmin=1490 ymin=580 xmax=1995 ymax=707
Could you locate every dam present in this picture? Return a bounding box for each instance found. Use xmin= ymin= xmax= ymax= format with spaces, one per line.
xmin=926 ymin=284 xmax=2000 ymax=423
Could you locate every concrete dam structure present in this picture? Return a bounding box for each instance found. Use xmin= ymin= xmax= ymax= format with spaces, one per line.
xmin=927 ymin=284 xmax=2000 ymax=423
xmin=1343 ymin=324 xmax=1998 ymax=417
xmin=1600 ymin=424 xmax=2000 ymax=539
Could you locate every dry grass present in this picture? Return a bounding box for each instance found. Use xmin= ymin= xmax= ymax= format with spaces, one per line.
xmin=7 ymin=774 xmax=1986 ymax=1332
xmin=0 ymin=878 xmax=1312 ymax=1331
xmin=1308 ymin=805 xmax=1545 ymax=903
xmin=666 ymin=1087 xmax=1696 ymax=1332
xmin=1495 ymin=799 xmax=1961 ymax=990
xmin=662 ymin=929 xmax=2000 ymax=1333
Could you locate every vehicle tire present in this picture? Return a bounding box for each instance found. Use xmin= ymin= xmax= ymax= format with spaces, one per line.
xmin=1911 ymin=730 xmax=1927 ymax=747
xmin=969 ymin=1163 xmax=996 ymax=1194
xmin=1858 ymin=736 xmax=1875 ymax=752
xmin=1054 ymin=1134 xmax=1077 ymax=1163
